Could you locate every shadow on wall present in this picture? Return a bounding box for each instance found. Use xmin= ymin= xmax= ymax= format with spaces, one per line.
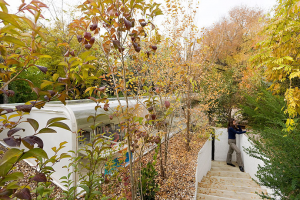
xmin=214 ymin=128 xmax=237 ymax=162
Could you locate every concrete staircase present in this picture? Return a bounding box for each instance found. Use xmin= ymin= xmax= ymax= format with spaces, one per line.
xmin=197 ymin=161 xmax=267 ymax=199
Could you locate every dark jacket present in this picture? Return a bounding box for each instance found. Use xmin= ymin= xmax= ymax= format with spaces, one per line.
xmin=228 ymin=125 xmax=246 ymax=139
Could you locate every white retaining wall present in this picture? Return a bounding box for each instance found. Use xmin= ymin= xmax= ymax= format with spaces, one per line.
xmin=236 ymin=134 xmax=265 ymax=182
xmin=194 ymin=138 xmax=211 ymax=198
xmin=214 ymin=128 xmax=237 ymax=162
xmin=214 ymin=128 xmax=264 ymax=181
xmin=195 ymin=128 xmax=273 ymax=198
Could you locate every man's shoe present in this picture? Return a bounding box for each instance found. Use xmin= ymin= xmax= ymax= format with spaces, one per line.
xmin=239 ymin=166 xmax=244 ymax=172
xmin=227 ymin=163 xmax=235 ymax=167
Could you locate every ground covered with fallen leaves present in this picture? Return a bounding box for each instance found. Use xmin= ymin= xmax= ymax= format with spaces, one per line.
xmin=142 ymin=131 xmax=208 ymax=200
xmin=0 ymin=131 xmax=208 ymax=200
xmin=0 ymin=144 xmax=64 ymax=199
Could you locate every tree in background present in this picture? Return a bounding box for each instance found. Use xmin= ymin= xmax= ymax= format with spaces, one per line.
xmin=69 ymin=0 xmax=164 ymax=198
xmin=251 ymin=0 xmax=300 ymax=131
xmin=236 ymin=1 xmax=300 ymax=199
xmin=200 ymin=6 xmax=265 ymax=124
xmin=162 ymin=0 xmax=202 ymax=151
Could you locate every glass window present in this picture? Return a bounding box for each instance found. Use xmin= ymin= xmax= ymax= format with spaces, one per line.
xmin=78 ymin=130 xmax=91 ymax=145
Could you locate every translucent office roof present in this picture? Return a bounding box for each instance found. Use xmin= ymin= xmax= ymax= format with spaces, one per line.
xmin=1 ymin=97 xmax=147 ymax=131
xmin=68 ymin=100 xmax=121 ymax=130
xmin=47 ymin=97 xmax=147 ymax=131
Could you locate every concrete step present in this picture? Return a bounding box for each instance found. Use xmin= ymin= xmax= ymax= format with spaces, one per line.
xmin=198 ymin=183 xmax=267 ymax=194
xmin=197 ymin=161 xmax=266 ymax=200
xmin=197 ymin=188 xmax=262 ymax=200
xmin=197 ymin=193 xmax=237 ymax=200
xmin=207 ymin=171 xmax=251 ymax=179
xmin=200 ymin=176 xmax=260 ymax=188
xmin=211 ymin=161 xmax=238 ymax=167
xmin=211 ymin=166 xmax=241 ymax=172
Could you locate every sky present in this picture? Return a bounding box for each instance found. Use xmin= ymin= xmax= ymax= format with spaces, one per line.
xmin=8 ymin=0 xmax=278 ymax=29
xmin=195 ymin=0 xmax=277 ymax=28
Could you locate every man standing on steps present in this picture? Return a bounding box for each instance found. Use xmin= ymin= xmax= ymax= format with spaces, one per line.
xmin=226 ymin=118 xmax=246 ymax=172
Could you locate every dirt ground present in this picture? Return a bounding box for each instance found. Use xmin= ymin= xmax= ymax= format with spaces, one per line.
xmin=141 ymin=130 xmax=208 ymax=200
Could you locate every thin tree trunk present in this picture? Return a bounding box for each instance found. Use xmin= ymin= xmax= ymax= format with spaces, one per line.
xmin=186 ymin=73 xmax=191 ymax=151
xmin=159 ymin=142 xmax=165 ymax=178
xmin=121 ymin=52 xmax=135 ymax=199
xmin=3 ymin=84 xmax=8 ymax=104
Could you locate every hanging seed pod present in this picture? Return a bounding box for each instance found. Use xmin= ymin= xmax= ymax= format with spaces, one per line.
xmin=89 ymin=24 xmax=97 ymax=31
xmin=140 ymin=22 xmax=147 ymax=27
xmin=151 ymin=45 xmax=157 ymax=51
xmin=89 ymin=37 xmax=95 ymax=45
xmin=77 ymin=35 xmax=83 ymax=43
xmin=85 ymin=44 xmax=92 ymax=50
xmin=84 ymin=32 xmax=92 ymax=40
xmin=70 ymin=50 xmax=75 ymax=57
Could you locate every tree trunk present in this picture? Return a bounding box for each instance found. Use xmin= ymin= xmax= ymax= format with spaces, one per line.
xmin=186 ymin=81 xmax=191 ymax=151
xmin=3 ymin=84 xmax=8 ymax=104
xmin=159 ymin=142 xmax=165 ymax=178
xmin=227 ymin=108 xmax=232 ymax=124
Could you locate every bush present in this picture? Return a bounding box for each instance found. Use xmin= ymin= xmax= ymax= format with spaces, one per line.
xmin=240 ymin=87 xmax=300 ymax=199
xmin=138 ymin=147 xmax=159 ymax=200
xmin=8 ymin=68 xmax=48 ymax=103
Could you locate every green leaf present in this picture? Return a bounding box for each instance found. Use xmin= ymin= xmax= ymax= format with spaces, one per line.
xmin=86 ymin=56 xmax=97 ymax=62
xmin=40 ymin=80 xmax=53 ymax=89
xmin=21 ymin=148 xmax=48 ymax=160
xmin=46 ymin=117 xmax=67 ymax=126
xmin=0 ymin=0 xmax=9 ymax=13
xmin=53 ymin=73 xmax=59 ymax=82
xmin=36 ymin=185 xmax=44 ymax=195
xmin=79 ymin=184 xmax=90 ymax=194
xmin=81 ymin=64 xmax=96 ymax=70
xmin=79 ymin=50 xmax=91 ymax=61
xmin=0 ymin=36 xmax=26 ymax=47
xmin=0 ymin=172 xmax=24 ymax=183
xmin=39 ymin=55 xmax=52 ymax=59
xmin=38 ymin=128 xmax=57 ymax=134
xmin=48 ymin=122 xmax=71 ymax=131
xmin=96 ymin=114 xmax=106 ymax=120
xmin=0 ymin=12 xmax=21 ymax=29
xmin=60 ymin=153 xmax=71 ymax=159
xmin=60 ymin=141 xmax=68 ymax=147
xmin=8 ymin=113 xmax=21 ymax=120
xmin=87 ymin=76 xmax=98 ymax=80
xmin=153 ymin=8 xmax=163 ymax=16
xmin=72 ymin=73 xmax=82 ymax=82
xmin=47 ymin=36 xmax=56 ymax=43
xmin=87 ymin=116 xmax=95 ymax=122
xmin=82 ymin=69 xmax=88 ymax=80
xmin=0 ymin=148 xmax=23 ymax=165
xmin=42 ymin=166 xmax=54 ymax=172
xmin=6 ymin=181 xmax=19 ymax=189
xmin=70 ymin=60 xmax=82 ymax=67
xmin=290 ymin=71 xmax=300 ymax=79
xmin=21 ymin=16 xmax=35 ymax=30
xmin=58 ymin=61 xmax=68 ymax=67
xmin=55 ymin=141 xmax=68 ymax=152
xmin=27 ymin=118 xmax=39 ymax=132
xmin=1 ymin=24 xmax=19 ymax=35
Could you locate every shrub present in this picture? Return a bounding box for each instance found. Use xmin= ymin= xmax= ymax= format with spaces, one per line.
xmin=240 ymin=87 xmax=300 ymax=199
xmin=138 ymin=148 xmax=159 ymax=200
